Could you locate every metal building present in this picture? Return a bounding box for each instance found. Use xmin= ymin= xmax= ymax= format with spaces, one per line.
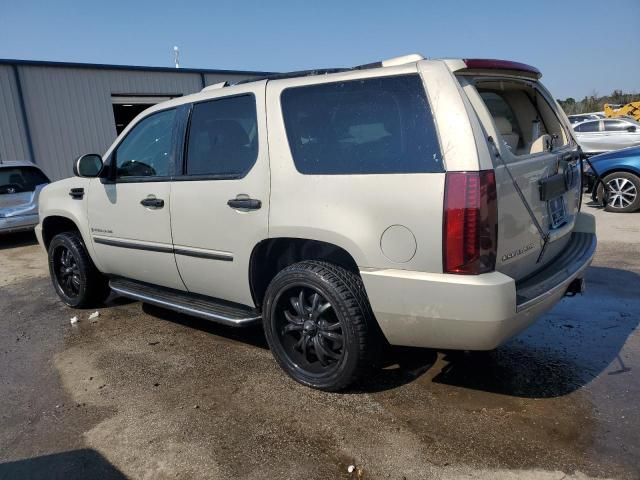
xmin=0 ymin=59 xmax=268 ymax=180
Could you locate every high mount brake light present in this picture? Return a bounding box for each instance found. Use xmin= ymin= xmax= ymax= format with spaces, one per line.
xmin=463 ymin=59 xmax=541 ymax=79
xmin=443 ymin=171 xmax=498 ymax=274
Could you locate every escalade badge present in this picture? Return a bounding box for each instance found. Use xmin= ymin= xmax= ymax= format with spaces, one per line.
xmin=502 ymin=243 xmax=535 ymax=262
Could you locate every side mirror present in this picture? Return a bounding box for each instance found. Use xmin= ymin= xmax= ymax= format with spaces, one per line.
xmin=73 ymin=154 xmax=103 ymax=177
xmin=627 ymin=125 xmax=637 ymax=133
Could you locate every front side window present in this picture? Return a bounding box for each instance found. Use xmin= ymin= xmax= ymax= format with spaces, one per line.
xmin=0 ymin=166 xmax=49 ymax=194
xmin=575 ymin=121 xmax=599 ymax=133
xmin=185 ymin=95 xmax=258 ymax=177
xmin=114 ymin=109 xmax=176 ymax=179
xmin=281 ymin=74 xmax=442 ymax=175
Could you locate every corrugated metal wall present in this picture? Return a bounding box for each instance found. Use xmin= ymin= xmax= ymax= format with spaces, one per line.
xmin=0 ymin=65 xmax=31 ymax=162
xmin=2 ymin=64 xmax=259 ymax=180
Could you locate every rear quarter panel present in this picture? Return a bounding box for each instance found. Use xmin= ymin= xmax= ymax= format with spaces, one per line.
xmin=266 ymin=64 xmax=451 ymax=272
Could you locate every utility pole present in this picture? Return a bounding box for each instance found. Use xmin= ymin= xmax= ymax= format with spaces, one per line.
xmin=173 ymin=46 xmax=180 ymax=69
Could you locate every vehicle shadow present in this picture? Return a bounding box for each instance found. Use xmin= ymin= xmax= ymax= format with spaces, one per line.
xmin=142 ymin=303 xmax=269 ymax=350
xmin=0 ymin=231 xmax=38 ymax=250
xmin=0 ymin=448 xmax=126 ymax=480
xmin=133 ymin=265 xmax=638 ymax=397
xmin=431 ymin=265 xmax=639 ymax=398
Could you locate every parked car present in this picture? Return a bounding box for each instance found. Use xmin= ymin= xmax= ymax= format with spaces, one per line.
xmin=573 ymin=117 xmax=640 ymax=154
xmin=568 ymin=113 xmax=602 ymax=124
xmin=585 ymin=145 xmax=640 ymax=212
xmin=36 ymin=54 xmax=596 ymax=391
xmin=0 ymin=160 xmax=50 ymax=234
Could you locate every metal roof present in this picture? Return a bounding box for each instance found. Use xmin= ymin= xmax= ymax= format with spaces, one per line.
xmin=0 ymin=58 xmax=273 ymax=77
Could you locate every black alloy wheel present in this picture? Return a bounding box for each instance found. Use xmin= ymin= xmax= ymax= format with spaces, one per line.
xmin=48 ymin=231 xmax=110 ymax=308
xmin=274 ymin=286 xmax=344 ymax=375
xmin=53 ymin=245 xmax=82 ymax=298
xmin=263 ymin=261 xmax=380 ymax=391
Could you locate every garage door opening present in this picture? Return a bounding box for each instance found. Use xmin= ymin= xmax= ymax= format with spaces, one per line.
xmin=111 ymin=95 xmax=179 ymax=134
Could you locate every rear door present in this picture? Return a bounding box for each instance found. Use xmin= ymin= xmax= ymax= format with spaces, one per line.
xmin=600 ymin=119 xmax=640 ymax=150
xmin=170 ymin=82 xmax=269 ymax=306
xmin=458 ymin=73 xmax=582 ymax=281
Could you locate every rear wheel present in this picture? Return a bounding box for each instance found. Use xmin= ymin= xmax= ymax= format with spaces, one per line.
xmin=597 ymin=172 xmax=640 ymax=213
xmin=48 ymin=232 xmax=110 ymax=308
xmin=262 ymin=261 xmax=379 ymax=391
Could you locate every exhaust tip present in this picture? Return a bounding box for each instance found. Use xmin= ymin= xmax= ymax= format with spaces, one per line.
xmin=565 ymin=278 xmax=585 ymax=297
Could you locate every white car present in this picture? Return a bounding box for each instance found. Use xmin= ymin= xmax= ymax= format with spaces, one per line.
xmin=573 ymin=117 xmax=640 ymax=154
xmin=36 ymin=54 xmax=596 ymax=391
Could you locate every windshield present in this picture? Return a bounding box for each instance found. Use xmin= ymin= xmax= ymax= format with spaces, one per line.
xmin=0 ymin=166 xmax=50 ymax=195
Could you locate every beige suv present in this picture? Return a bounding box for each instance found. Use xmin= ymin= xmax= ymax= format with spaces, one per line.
xmin=37 ymin=54 xmax=596 ymax=391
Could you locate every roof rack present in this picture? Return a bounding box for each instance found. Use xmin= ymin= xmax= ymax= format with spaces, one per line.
xmin=218 ymin=53 xmax=424 ymax=90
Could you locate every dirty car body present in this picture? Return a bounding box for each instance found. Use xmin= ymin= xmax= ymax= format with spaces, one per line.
xmin=36 ymin=54 xmax=596 ymax=391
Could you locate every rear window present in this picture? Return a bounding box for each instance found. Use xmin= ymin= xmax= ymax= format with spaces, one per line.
xmin=281 ymin=74 xmax=442 ymax=175
xmin=0 ymin=166 xmax=50 ymax=194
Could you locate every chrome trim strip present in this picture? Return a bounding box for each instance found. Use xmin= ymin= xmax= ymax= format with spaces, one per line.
xmin=109 ymin=284 xmax=261 ymax=327
xmin=93 ymin=237 xmax=174 ymax=254
xmin=174 ymin=247 xmax=233 ymax=262
xmin=93 ymin=237 xmax=233 ymax=262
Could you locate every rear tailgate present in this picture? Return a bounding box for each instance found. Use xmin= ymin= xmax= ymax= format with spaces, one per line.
xmin=451 ymin=60 xmax=582 ymax=282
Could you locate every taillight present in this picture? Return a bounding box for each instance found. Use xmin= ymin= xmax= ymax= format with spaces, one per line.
xmin=443 ymin=170 xmax=497 ymax=274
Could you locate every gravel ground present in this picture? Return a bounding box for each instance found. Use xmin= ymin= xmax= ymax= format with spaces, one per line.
xmin=0 ymin=199 xmax=638 ymax=480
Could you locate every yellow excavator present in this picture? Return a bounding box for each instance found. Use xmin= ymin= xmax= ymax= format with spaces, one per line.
xmin=604 ymin=101 xmax=640 ymax=121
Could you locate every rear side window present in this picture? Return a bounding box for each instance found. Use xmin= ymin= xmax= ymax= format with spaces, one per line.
xmin=603 ymin=120 xmax=631 ymax=132
xmin=281 ymin=74 xmax=442 ymax=175
xmin=0 ymin=166 xmax=49 ymax=194
xmin=186 ymin=94 xmax=258 ymax=177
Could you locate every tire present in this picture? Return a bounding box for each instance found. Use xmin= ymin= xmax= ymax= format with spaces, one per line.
xmin=48 ymin=231 xmax=110 ymax=308
xmin=262 ymin=260 xmax=380 ymax=391
xmin=597 ymin=172 xmax=640 ymax=213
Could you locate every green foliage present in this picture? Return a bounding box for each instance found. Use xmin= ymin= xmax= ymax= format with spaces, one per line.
xmin=558 ymin=91 xmax=640 ymax=115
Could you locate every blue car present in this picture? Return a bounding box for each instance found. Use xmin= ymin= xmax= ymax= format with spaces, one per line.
xmin=585 ymin=145 xmax=640 ymax=213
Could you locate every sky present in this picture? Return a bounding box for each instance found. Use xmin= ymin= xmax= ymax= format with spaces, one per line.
xmin=1 ymin=0 xmax=638 ymax=100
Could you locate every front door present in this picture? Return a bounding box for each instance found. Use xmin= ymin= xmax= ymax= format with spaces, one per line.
xmin=170 ymin=82 xmax=269 ymax=306
xmin=88 ymin=107 xmax=184 ymax=290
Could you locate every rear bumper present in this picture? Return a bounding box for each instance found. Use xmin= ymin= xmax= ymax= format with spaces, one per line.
xmin=361 ymin=213 xmax=597 ymax=350
xmin=0 ymin=214 xmax=39 ymax=234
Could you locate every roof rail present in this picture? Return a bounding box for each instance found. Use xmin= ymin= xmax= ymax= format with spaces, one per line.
xmin=231 ymin=53 xmax=425 ymax=88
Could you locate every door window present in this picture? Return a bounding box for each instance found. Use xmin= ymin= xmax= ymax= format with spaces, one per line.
xmin=603 ymin=120 xmax=632 ymax=132
xmin=185 ymin=95 xmax=258 ymax=177
xmin=114 ymin=108 xmax=176 ymax=179
xmin=574 ymin=121 xmax=600 ymax=132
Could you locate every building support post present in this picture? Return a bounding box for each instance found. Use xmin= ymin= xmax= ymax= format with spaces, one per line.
xmin=12 ymin=64 xmax=36 ymax=163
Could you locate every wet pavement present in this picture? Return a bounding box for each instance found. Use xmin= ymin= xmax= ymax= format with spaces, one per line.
xmin=0 ymin=200 xmax=638 ymax=479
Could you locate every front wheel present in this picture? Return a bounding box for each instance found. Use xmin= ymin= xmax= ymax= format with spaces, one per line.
xmin=262 ymin=261 xmax=380 ymax=391
xmin=597 ymin=172 xmax=640 ymax=213
xmin=48 ymin=231 xmax=110 ymax=308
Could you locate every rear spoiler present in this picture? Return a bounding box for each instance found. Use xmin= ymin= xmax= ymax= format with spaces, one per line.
xmin=448 ymin=58 xmax=542 ymax=80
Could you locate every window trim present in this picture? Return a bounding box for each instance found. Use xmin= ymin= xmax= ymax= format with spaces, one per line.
xmin=109 ymin=107 xmax=180 ymax=184
xmin=177 ymin=92 xmax=259 ymax=181
xmin=279 ymin=73 xmax=444 ymax=176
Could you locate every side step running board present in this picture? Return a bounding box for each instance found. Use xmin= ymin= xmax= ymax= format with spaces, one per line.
xmin=109 ymin=278 xmax=261 ymax=327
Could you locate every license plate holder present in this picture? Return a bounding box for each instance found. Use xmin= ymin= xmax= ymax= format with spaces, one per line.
xmin=548 ymin=195 xmax=567 ymax=229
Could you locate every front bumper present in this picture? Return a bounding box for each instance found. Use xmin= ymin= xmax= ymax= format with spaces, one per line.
xmin=360 ymin=213 xmax=597 ymax=350
xmin=0 ymin=214 xmax=39 ymax=234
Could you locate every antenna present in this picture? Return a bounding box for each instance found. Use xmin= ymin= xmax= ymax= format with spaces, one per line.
xmin=173 ymin=46 xmax=180 ymax=69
